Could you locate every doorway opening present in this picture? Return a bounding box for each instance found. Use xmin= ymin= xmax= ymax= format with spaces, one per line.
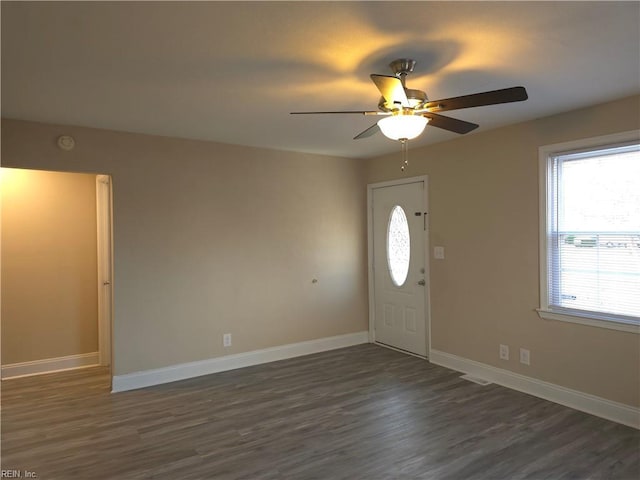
xmin=0 ymin=168 xmax=113 ymax=381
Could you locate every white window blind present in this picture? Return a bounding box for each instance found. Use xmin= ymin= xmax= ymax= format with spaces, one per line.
xmin=545 ymin=142 xmax=640 ymax=326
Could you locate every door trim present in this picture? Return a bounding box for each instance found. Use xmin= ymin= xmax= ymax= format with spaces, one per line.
xmin=367 ymin=175 xmax=431 ymax=358
xmin=96 ymin=175 xmax=113 ymax=367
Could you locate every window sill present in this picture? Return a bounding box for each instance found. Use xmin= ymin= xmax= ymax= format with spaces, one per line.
xmin=536 ymin=309 xmax=639 ymax=334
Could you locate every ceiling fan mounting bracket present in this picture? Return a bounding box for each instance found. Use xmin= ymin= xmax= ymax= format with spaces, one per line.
xmin=389 ymin=58 xmax=416 ymax=78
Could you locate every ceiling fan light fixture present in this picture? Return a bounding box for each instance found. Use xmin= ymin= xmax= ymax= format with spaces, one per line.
xmin=378 ymin=114 xmax=428 ymax=141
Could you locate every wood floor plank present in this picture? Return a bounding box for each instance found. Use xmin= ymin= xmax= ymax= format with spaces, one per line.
xmin=1 ymin=344 xmax=638 ymax=479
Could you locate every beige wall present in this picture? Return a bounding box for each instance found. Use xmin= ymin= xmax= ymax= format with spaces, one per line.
xmin=1 ymin=168 xmax=98 ymax=364
xmin=367 ymin=95 xmax=640 ymax=407
xmin=3 ymin=95 xmax=636 ymax=407
xmin=0 ymin=119 xmax=369 ymax=375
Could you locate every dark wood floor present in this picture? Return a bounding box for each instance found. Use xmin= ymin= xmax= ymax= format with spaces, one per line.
xmin=1 ymin=344 xmax=639 ymax=479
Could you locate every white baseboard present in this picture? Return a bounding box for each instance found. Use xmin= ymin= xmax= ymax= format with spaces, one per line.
xmin=429 ymin=349 xmax=640 ymax=430
xmin=1 ymin=352 xmax=99 ymax=379
xmin=112 ymin=331 xmax=369 ymax=393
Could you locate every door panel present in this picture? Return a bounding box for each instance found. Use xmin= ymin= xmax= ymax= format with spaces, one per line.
xmin=372 ymin=181 xmax=428 ymax=356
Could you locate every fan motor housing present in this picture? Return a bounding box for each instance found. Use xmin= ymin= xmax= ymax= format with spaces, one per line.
xmin=378 ymin=58 xmax=428 ymax=111
xmin=378 ymin=88 xmax=427 ymax=112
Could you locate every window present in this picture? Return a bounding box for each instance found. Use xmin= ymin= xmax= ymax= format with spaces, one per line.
xmin=387 ymin=205 xmax=410 ymax=287
xmin=538 ymin=131 xmax=640 ymax=333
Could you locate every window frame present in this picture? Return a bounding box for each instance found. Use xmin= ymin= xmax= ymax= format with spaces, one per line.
xmin=538 ymin=130 xmax=640 ymax=334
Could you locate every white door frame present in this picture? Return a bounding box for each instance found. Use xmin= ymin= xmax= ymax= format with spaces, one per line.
xmin=367 ymin=175 xmax=432 ymax=357
xmin=96 ymin=175 xmax=113 ymax=367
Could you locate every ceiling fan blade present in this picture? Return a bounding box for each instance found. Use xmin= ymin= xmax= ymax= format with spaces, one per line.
xmin=291 ymin=110 xmax=382 ymax=115
xmin=424 ymin=113 xmax=479 ymax=134
xmin=353 ymin=124 xmax=380 ymax=140
xmin=423 ymin=86 xmax=528 ymax=113
xmin=370 ymin=75 xmax=409 ymax=107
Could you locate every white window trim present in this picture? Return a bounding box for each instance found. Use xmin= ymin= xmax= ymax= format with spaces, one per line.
xmin=538 ymin=130 xmax=640 ymax=335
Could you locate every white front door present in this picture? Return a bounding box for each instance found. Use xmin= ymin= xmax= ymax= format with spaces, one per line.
xmin=371 ymin=180 xmax=428 ymax=356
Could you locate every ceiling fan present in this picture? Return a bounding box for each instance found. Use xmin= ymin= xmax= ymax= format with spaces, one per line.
xmin=291 ymin=58 xmax=528 ymax=143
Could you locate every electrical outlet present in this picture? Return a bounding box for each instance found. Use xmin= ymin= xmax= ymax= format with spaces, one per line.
xmin=223 ymin=333 xmax=232 ymax=347
xmin=520 ymin=348 xmax=530 ymax=365
xmin=499 ymin=344 xmax=509 ymax=360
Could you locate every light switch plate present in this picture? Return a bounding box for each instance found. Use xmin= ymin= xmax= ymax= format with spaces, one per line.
xmin=434 ymin=246 xmax=445 ymax=259
xmin=500 ymin=344 xmax=509 ymax=360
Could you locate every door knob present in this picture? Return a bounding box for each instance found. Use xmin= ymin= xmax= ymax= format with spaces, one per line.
xmin=418 ymin=279 xmax=426 ymax=286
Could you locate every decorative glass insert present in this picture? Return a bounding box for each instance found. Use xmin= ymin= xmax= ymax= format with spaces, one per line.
xmin=387 ymin=205 xmax=411 ymax=286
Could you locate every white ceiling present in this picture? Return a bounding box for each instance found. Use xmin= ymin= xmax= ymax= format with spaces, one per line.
xmin=2 ymin=1 xmax=639 ymax=159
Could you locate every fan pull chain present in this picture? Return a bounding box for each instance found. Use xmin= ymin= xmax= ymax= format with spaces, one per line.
xmin=400 ymin=138 xmax=409 ymax=171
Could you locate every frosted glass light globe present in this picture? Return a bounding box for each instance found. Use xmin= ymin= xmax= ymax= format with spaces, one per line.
xmin=378 ymin=115 xmax=428 ymax=140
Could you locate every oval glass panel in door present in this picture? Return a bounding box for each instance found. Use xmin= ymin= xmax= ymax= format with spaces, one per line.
xmin=387 ymin=205 xmax=411 ymax=286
